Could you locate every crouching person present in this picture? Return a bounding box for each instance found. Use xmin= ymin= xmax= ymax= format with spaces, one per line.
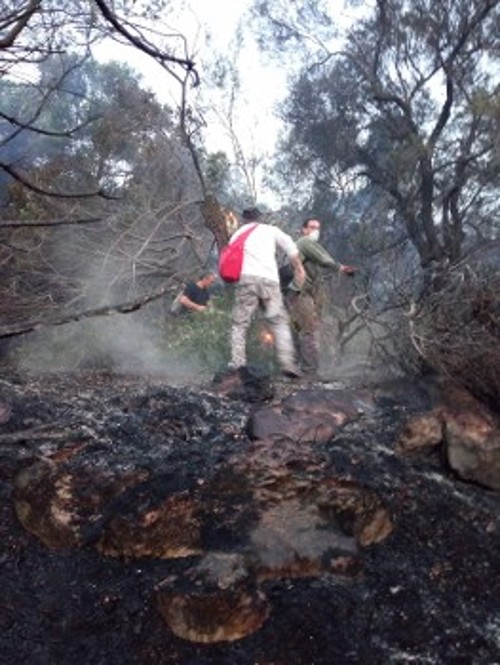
xmin=175 ymin=272 xmax=216 ymax=314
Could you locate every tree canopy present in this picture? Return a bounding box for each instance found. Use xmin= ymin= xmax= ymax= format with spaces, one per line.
xmin=255 ymin=0 xmax=500 ymax=268
xmin=0 ymin=0 xmax=199 ymax=198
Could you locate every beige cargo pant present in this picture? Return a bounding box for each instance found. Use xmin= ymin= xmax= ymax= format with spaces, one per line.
xmin=230 ymin=277 xmax=297 ymax=370
xmin=285 ymin=290 xmax=320 ymax=374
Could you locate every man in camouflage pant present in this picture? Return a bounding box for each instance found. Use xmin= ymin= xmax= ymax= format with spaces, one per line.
xmin=286 ymin=218 xmax=355 ymax=377
xmin=229 ymin=208 xmax=305 ymax=377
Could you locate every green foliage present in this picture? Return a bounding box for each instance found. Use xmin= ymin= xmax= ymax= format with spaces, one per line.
xmin=0 ymin=53 xmax=175 ymax=205
xmin=5 ymin=292 xmax=280 ymax=377
xmin=162 ymin=293 xmax=279 ymax=374
xmin=263 ymin=0 xmax=500 ymax=267
xmin=162 ymin=295 xmax=232 ymax=371
xmin=203 ymin=151 xmax=233 ymax=200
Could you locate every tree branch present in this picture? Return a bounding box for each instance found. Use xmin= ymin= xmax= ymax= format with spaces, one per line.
xmin=0 ymin=163 xmax=118 ymax=200
xmin=93 ymin=0 xmax=199 ymax=85
xmin=0 ymin=0 xmax=41 ymax=49
xmin=0 ymin=286 xmax=171 ymax=340
xmin=0 ymin=218 xmax=104 ymax=228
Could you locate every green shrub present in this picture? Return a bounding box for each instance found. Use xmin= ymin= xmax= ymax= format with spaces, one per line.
xmin=162 ymin=293 xmax=279 ymax=374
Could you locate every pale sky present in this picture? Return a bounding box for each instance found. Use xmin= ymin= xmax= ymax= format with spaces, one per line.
xmin=93 ymin=0 xmax=288 ymax=205
xmin=8 ymin=1 xmax=364 ymax=206
xmin=93 ymin=1 xmax=364 ymax=206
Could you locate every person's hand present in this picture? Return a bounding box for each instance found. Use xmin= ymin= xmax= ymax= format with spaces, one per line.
xmin=341 ymin=264 xmax=356 ymax=276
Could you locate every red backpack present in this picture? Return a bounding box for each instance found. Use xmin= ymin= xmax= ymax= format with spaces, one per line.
xmin=218 ymin=223 xmax=258 ymax=282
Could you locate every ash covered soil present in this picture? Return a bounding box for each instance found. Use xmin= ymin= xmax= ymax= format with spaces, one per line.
xmin=0 ymin=370 xmax=499 ymax=665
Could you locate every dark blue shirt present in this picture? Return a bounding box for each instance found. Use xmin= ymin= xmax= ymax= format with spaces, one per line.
xmin=183 ymin=282 xmax=210 ymax=308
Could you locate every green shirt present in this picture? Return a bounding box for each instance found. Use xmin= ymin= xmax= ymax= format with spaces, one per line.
xmin=290 ymin=236 xmax=340 ymax=295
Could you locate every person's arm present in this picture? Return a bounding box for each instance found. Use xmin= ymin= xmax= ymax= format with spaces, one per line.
xmin=298 ymin=237 xmax=355 ymax=274
xmin=275 ymin=230 xmax=304 ymax=272
xmin=179 ymin=283 xmax=209 ymax=312
xmin=274 ymin=229 xmax=306 ymax=288
xmin=298 ymin=237 xmax=339 ymax=268
xmin=178 ymin=294 xmax=208 ymax=312
xmin=290 ymin=253 xmax=305 ymax=287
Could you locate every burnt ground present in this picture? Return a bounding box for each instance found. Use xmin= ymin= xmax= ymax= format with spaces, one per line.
xmin=0 ymin=369 xmax=499 ymax=665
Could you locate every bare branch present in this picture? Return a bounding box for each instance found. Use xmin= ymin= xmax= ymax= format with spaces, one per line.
xmin=0 ymin=285 xmax=171 ymax=340
xmin=93 ymin=0 xmax=199 ymax=85
xmin=0 ymin=218 xmax=104 ymax=228
xmin=0 ymin=163 xmax=118 ymax=199
xmin=0 ymin=0 xmax=41 ymax=49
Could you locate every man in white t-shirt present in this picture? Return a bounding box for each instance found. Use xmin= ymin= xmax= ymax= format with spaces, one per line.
xmin=228 ymin=207 xmax=305 ymax=377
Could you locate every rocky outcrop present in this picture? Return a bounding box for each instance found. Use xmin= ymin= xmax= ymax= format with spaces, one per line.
xmin=395 ymin=382 xmax=500 ymax=490
xmin=395 ymin=410 xmax=444 ymax=453
xmin=445 ymin=409 xmax=500 ymax=490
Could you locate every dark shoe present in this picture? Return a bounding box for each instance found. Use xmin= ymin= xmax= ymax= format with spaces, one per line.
xmin=281 ymin=366 xmax=303 ymax=379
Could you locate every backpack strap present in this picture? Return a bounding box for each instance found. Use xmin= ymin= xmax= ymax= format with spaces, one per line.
xmin=231 ymin=223 xmax=258 ymax=246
